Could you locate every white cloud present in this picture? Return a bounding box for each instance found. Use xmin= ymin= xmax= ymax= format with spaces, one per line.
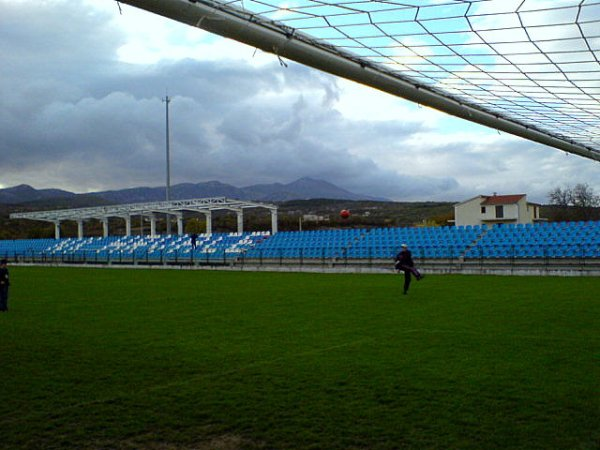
xmin=109 ymin=1 xmax=279 ymax=66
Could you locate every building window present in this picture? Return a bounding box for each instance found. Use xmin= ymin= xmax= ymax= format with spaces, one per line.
xmin=481 ymin=206 xmax=486 ymax=214
xmin=495 ymin=205 xmax=504 ymax=218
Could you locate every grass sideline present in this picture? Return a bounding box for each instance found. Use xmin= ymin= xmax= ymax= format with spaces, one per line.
xmin=0 ymin=266 xmax=598 ymax=449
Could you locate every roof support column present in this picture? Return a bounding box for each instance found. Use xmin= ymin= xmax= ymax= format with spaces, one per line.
xmin=175 ymin=213 xmax=184 ymax=236
xmin=150 ymin=214 xmax=157 ymax=237
xmin=165 ymin=213 xmax=172 ymax=236
xmin=204 ymin=211 xmax=212 ymax=235
xmin=125 ymin=216 xmax=132 ymax=237
xmin=54 ymin=221 xmax=61 ymax=240
xmin=102 ymin=218 xmax=109 ymax=238
xmin=77 ymin=220 xmax=84 ymax=239
xmin=236 ymin=209 xmax=243 ymax=234
xmin=271 ymin=209 xmax=278 ymax=234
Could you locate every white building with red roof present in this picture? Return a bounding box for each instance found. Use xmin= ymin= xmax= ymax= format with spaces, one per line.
xmin=454 ymin=194 xmax=544 ymax=227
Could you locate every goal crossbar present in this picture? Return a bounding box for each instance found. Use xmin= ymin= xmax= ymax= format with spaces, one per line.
xmin=118 ymin=0 xmax=600 ymax=162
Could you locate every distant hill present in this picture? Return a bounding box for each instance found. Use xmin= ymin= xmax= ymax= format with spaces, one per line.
xmin=93 ymin=180 xmax=247 ymax=204
xmin=0 ymin=184 xmax=77 ymax=204
xmin=0 ymin=177 xmax=387 ymax=205
xmin=242 ymin=177 xmax=378 ymax=202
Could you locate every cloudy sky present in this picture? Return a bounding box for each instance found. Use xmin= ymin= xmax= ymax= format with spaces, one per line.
xmin=1 ymin=0 xmax=598 ymax=203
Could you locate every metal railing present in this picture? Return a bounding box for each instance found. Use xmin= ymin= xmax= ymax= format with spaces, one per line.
xmin=2 ymin=243 xmax=599 ymax=271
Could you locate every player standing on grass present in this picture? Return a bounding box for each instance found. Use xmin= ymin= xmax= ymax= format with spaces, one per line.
xmin=0 ymin=259 xmax=9 ymax=312
xmin=394 ymin=244 xmax=424 ymax=295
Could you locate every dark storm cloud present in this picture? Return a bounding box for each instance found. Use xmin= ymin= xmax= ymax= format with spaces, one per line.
xmin=0 ymin=0 xmax=456 ymax=199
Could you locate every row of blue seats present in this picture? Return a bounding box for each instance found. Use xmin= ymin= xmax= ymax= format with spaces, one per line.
xmin=472 ymin=221 xmax=599 ymax=258
xmin=466 ymin=245 xmax=599 ymax=259
xmin=1 ymin=222 xmax=599 ymax=260
xmin=0 ymin=233 xmax=269 ymax=261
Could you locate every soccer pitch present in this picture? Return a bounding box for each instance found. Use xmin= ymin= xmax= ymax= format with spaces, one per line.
xmin=1 ymin=267 xmax=598 ymax=449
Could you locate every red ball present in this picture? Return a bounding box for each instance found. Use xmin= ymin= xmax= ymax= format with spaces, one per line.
xmin=340 ymin=209 xmax=350 ymax=219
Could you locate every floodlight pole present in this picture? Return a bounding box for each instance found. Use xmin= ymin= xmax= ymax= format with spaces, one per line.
xmin=163 ymin=94 xmax=172 ymax=235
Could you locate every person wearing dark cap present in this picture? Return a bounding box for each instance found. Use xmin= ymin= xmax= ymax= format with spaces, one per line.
xmin=394 ymin=244 xmax=423 ymax=295
xmin=0 ymin=259 xmax=9 ymax=312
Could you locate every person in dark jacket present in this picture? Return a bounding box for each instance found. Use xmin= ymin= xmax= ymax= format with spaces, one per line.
xmin=0 ymin=259 xmax=9 ymax=312
xmin=394 ymin=244 xmax=423 ymax=295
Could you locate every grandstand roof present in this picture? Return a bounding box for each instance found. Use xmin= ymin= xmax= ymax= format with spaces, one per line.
xmin=9 ymin=197 xmax=277 ymax=222
xmin=120 ymin=0 xmax=600 ymax=161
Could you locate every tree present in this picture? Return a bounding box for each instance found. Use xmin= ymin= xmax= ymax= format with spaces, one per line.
xmin=548 ymin=183 xmax=600 ymax=221
xmin=548 ymin=186 xmax=572 ymax=207
xmin=572 ymin=183 xmax=599 ymax=209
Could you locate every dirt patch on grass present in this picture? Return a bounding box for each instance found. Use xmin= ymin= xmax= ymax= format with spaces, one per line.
xmin=186 ymin=434 xmax=256 ymax=450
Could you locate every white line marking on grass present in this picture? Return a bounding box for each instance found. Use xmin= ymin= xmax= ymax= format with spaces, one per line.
xmin=3 ymin=330 xmax=595 ymax=426
xmin=0 ymin=337 xmax=377 ymax=425
xmin=397 ymin=328 xmax=598 ymax=344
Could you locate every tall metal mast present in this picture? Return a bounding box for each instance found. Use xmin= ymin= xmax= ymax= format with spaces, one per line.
xmin=163 ymin=94 xmax=171 ymax=234
xmin=163 ymin=95 xmax=171 ymax=201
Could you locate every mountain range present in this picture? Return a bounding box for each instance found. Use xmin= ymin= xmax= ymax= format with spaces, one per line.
xmin=0 ymin=177 xmax=387 ymax=205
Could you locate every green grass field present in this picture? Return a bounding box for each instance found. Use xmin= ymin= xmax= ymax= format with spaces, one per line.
xmin=0 ymin=267 xmax=598 ymax=449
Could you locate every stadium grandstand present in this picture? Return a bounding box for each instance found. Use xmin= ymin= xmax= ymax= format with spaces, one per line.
xmin=2 ymin=221 xmax=599 ymax=274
